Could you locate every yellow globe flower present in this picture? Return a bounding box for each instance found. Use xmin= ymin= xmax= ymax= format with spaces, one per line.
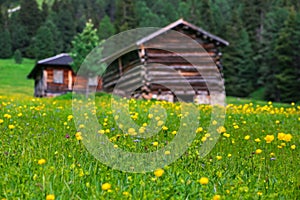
xmin=46 ymin=194 xmax=55 ymax=200
xmin=264 ymin=135 xmax=274 ymax=143
xmin=199 ymin=177 xmax=209 ymax=185
xmin=154 ymin=168 xmax=164 ymax=177
xmin=101 ymin=183 xmax=111 ymax=191
xmin=255 ymin=149 xmax=262 ymax=154
xmin=38 ymin=159 xmax=46 ymax=165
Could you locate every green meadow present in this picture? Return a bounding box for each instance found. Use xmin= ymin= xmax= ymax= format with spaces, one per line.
xmin=0 ymin=59 xmax=300 ymax=199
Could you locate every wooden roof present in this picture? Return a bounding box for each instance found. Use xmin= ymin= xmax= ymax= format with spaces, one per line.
xmin=101 ymin=18 xmax=229 ymax=63
xmin=27 ymin=53 xmax=73 ymax=79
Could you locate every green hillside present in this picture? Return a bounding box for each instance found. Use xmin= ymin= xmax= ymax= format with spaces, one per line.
xmin=0 ymin=59 xmax=34 ymax=96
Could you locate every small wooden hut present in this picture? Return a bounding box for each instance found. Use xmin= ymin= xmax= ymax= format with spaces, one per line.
xmin=101 ymin=19 xmax=229 ymax=103
xmin=27 ymin=53 xmax=102 ymax=97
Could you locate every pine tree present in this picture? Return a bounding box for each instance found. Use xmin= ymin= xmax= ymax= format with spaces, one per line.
xmin=115 ymin=0 xmax=137 ymax=32
xmin=14 ymin=49 xmax=23 ymax=64
xmin=0 ymin=28 xmax=12 ymax=58
xmin=19 ymin=0 xmax=43 ymax=37
xmin=272 ymin=8 xmax=300 ymax=102
xmin=32 ymin=25 xmax=56 ymax=60
xmin=98 ymin=15 xmax=115 ymax=40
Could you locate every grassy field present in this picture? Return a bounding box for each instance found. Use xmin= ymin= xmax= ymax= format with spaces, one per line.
xmin=0 ymin=59 xmax=300 ymax=199
xmin=0 ymin=59 xmax=34 ymax=97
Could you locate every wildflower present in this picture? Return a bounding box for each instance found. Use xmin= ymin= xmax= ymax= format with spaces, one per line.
xmin=217 ymin=126 xmax=226 ymax=133
xmin=101 ymin=183 xmax=111 ymax=191
xmin=154 ymin=168 xmax=164 ymax=177
xmin=227 ymin=154 xmax=232 ymax=158
xmin=213 ymin=195 xmax=221 ymax=200
xmin=79 ymin=124 xmax=85 ymax=129
xmin=123 ymin=191 xmax=129 ymax=196
xmin=38 ymin=159 xmax=46 ymax=165
xmin=128 ymin=128 xmax=136 ymax=136
xmin=139 ymin=127 xmax=145 ymax=134
xmin=278 ymin=132 xmax=285 ymax=140
xmin=257 ymin=191 xmax=262 ymax=196
xmin=254 ymin=138 xmax=261 ymax=143
xmin=75 ymin=132 xmax=82 ymax=140
xmin=275 ymin=120 xmax=280 ymax=124
xmin=233 ymin=125 xmax=239 ymax=129
xmin=264 ymin=135 xmax=274 ymax=143
xmin=98 ymin=130 xmax=105 ymax=134
xmin=153 ymin=142 xmax=158 ymax=147
xmin=157 ymin=120 xmax=164 ymax=126
xmin=196 ymin=127 xmax=203 ymax=133
xmin=171 ymin=131 xmax=177 ymax=135
xmin=255 ymin=149 xmax=262 ymax=154
xmin=162 ymin=126 xmax=168 ymax=131
xmin=216 ymin=156 xmax=222 ymax=160
xmin=67 ymin=115 xmax=73 ymax=121
xmin=283 ymin=134 xmax=292 ymax=142
xmin=270 ymin=152 xmax=275 ymax=157
xmin=46 ymin=194 xmax=55 ymax=200
xmin=0 ymin=119 xmax=3 ymax=124
xmin=198 ymin=177 xmax=209 ymax=185
xmin=148 ymin=114 xmax=153 ymax=119
xmin=291 ymin=145 xmax=296 ymax=150
xmin=223 ymin=133 xmax=230 ymax=138
xmin=212 ymin=120 xmax=217 ymax=125
xmin=164 ymin=151 xmax=171 ymax=155
xmin=8 ymin=124 xmax=15 ymax=130
xmin=65 ymin=134 xmax=70 ymax=139
xmin=244 ymin=135 xmax=250 ymax=140
xmin=17 ymin=113 xmax=22 ymax=117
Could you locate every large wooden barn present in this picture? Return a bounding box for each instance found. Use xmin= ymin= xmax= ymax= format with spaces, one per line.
xmin=27 ymin=53 xmax=101 ymax=97
xmin=28 ymin=19 xmax=228 ymax=103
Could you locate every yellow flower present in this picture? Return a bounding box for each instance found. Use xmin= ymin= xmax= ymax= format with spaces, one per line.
xmin=162 ymin=126 xmax=168 ymax=131
xmin=79 ymin=124 xmax=85 ymax=129
xmin=171 ymin=131 xmax=177 ymax=135
xmin=38 ymin=159 xmax=46 ymax=165
xmin=283 ymin=134 xmax=292 ymax=142
xmin=264 ymin=135 xmax=274 ymax=143
xmin=98 ymin=130 xmax=105 ymax=134
xmin=217 ymin=126 xmax=226 ymax=133
xmin=46 ymin=194 xmax=55 ymax=200
xmin=213 ymin=195 xmax=221 ymax=200
xmin=275 ymin=120 xmax=280 ymax=124
xmin=123 ymin=191 xmax=129 ymax=196
xmin=0 ymin=119 xmax=3 ymax=124
xmin=75 ymin=132 xmax=82 ymax=140
xmin=8 ymin=124 xmax=15 ymax=130
xmin=255 ymin=149 xmax=262 ymax=154
xmin=148 ymin=114 xmax=153 ymax=119
xmin=270 ymin=152 xmax=275 ymax=157
xmin=154 ymin=168 xmax=164 ymax=177
xmin=278 ymin=132 xmax=285 ymax=140
xmin=196 ymin=127 xmax=203 ymax=133
xmin=67 ymin=115 xmax=73 ymax=121
xmin=139 ymin=127 xmax=145 ymax=134
xmin=257 ymin=191 xmax=262 ymax=196
xmin=216 ymin=156 xmax=222 ymax=160
xmin=223 ymin=133 xmax=230 ymax=138
xmin=227 ymin=154 xmax=232 ymax=158
xmin=254 ymin=138 xmax=261 ymax=143
xmin=101 ymin=183 xmax=111 ymax=190
xmin=153 ymin=142 xmax=158 ymax=147
xmin=164 ymin=150 xmax=171 ymax=155
xmin=233 ymin=125 xmax=239 ymax=129
xmin=212 ymin=120 xmax=217 ymax=125
xmin=128 ymin=128 xmax=136 ymax=136
xmin=291 ymin=145 xmax=296 ymax=150
xmin=198 ymin=177 xmax=209 ymax=185
xmin=157 ymin=120 xmax=164 ymax=126
xmin=244 ymin=135 xmax=250 ymax=140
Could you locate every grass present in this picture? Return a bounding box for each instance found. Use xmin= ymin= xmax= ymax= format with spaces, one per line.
xmin=0 ymin=95 xmax=299 ymax=199
xmin=0 ymin=59 xmax=34 ymax=97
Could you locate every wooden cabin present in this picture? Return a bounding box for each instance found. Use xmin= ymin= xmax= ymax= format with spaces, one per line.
xmin=101 ymin=19 xmax=229 ymax=104
xmin=28 ymin=19 xmax=228 ymax=103
xmin=27 ymin=53 xmax=102 ymax=97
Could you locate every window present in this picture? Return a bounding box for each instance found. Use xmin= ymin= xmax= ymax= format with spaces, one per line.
xmin=53 ymin=70 xmax=63 ymax=84
xmin=88 ymin=76 xmax=98 ymax=86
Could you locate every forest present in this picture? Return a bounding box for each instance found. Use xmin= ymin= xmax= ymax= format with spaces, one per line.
xmin=0 ymin=0 xmax=300 ymax=102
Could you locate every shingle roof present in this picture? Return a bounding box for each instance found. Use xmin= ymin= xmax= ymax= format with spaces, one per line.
xmin=27 ymin=53 xmax=73 ymax=79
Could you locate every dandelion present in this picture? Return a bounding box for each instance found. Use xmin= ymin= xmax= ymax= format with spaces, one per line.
xmin=213 ymin=195 xmax=221 ymax=200
xmin=162 ymin=126 xmax=168 ymax=131
xmin=171 ymin=131 xmax=177 ymax=135
xmin=278 ymin=132 xmax=285 ymax=140
xmin=67 ymin=115 xmax=73 ymax=121
xmin=154 ymin=168 xmax=164 ymax=177
xmin=123 ymin=191 xmax=129 ymax=196
xmin=157 ymin=120 xmax=164 ymax=126
xmin=255 ymin=149 xmax=262 ymax=154
xmin=101 ymin=183 xmax=111 ymax=191
xmin=275 ymin=120 xmax=280 ymax=124
xmin=244 ymin=135 xmax=250 ymax=140
xmin=270 ymin=152 xmax=275 ymax=157
xmin=46 ymin=194 xmax=55 ymax=200
xmin=164 ymin=151 xmax=171 ymax=155
xmin=212 ymin=120 xmax=217 ymax=125
xmin=128 ymin=128 xmax=136 ymax=136
xmin=233 ymin=125 xmax=239 ymax=129
xmin=223 ymin=133 xmax=230 ymax=138
xmin=291 ymin=145 xmax=296 ymax=150
xmin=196 ymin=127 xmax=203 ymax=133
xmin=38 ymin=159 xmax=46 ymax=165
xmin=198 ymin=177 xmax=209 ymax=185
xmin=227 ymin=154 xmax=232 ymax=158
xmin=153 ymin=142 xmax=158 ymax=147
xmin=217 ymin=126 xmax=226 ymax=133
xmin=98 ymin=130 xmax=105 ymax=134
xmin=257 ymin=191 xmax=262 ymax=196
xmin=148 ymin=114 xmax=153 ymax=119
xmin=0 ymin=119 xmax=3 ymax=124
xmin=264 ymin=135 xmax=274 ymax=143
xmin=139 ymin=127 xmax=145 ymax=134
xmin=216 ymin=156 xmax=222 ymax=160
